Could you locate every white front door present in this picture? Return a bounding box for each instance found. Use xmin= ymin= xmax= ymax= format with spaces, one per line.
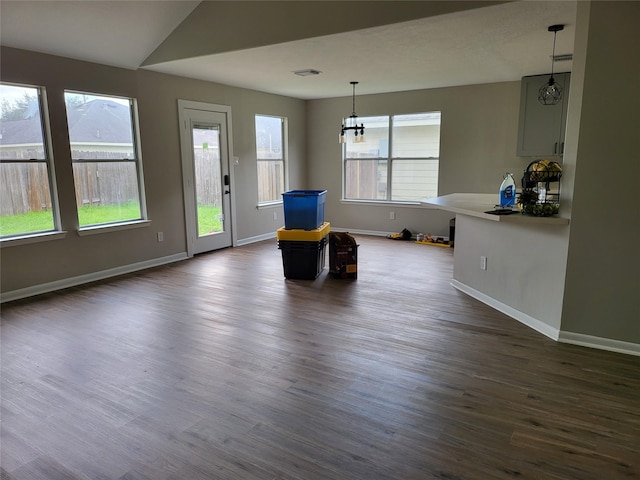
xmin=178 ymin=100 xmax=234 ymax=256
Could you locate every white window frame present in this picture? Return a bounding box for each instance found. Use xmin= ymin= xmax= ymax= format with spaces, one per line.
xmin=64 ymin=90 xmax=148 ymax=232
xmin=255 ymin=114 xmax=288 ymax=206
xmin=343 ymin=112 xmax=441 ymax=203
xmin=0 ymin=82 xmax=64 ymax=245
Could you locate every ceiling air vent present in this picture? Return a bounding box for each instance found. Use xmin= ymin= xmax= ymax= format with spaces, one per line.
xmin=293 ymin=69 xmax=322 ymax=76
xmin=553 ymin=54 xmax=573 ymax=62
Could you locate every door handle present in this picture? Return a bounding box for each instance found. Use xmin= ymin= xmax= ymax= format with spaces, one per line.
xmin=224 ymin=174 xmax=230 ymax=186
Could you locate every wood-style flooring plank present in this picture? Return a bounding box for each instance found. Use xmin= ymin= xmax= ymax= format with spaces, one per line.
xmin=2 ymin=235 xmax=639 ymax=479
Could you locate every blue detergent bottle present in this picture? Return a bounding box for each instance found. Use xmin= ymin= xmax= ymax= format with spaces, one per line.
xmin=499 ymin=173 xmax=516 ymax=208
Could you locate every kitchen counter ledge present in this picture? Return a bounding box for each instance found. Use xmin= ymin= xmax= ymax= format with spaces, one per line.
xmin=422 ymin=193 xmax=569 ymax=225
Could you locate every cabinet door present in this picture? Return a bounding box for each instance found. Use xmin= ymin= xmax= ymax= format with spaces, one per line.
xmin=516 ymin=73 xmax=570 ymax=157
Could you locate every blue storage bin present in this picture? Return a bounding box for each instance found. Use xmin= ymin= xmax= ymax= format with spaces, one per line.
xmin=282 ymin=190 xmax=326 ymax=230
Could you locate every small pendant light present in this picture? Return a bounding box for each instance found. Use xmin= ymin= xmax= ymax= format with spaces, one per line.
xmin=538 ymin=24 xmax=565 ymax=105
xmin=339 ymin=82 xmax=365 ymax=143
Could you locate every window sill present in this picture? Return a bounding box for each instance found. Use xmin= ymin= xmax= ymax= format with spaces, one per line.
xmin=77 ymin=219 xmax=151 ymax=236
xmin=340 ymin=199 xmax=424 ymax=207
xmin=1 ymin=230 xmax=68 ymax=248
xmin=256 ymin=201 xmax=283 ymax=210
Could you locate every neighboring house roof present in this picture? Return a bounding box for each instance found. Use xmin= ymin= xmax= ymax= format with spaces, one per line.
xmin=0 ymin=98 xmax=224 ymax=153
xmin=0 ymin=116 xmax=43 ymax=145
xmin=0 ymin=99 xmax=132 ymax=146
xmin=66 ymin=99 xmax=132 ymax=144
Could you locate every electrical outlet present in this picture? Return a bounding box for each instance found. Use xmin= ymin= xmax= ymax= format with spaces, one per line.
xmin=389 ymin=211 xmax=395 ymax=220
xmin=157 ymin=231 xmax=164 ymax=242
xmin=273 ymin=211 xmax=277 ymax=220
xmin=480 ymin=256 xmax=487 ymax=270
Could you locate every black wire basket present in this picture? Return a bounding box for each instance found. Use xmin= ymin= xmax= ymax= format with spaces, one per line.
xmin=521 ymin=160 xmax=562 ymax=188
xmin=519 ymin=160 xmax=562 ymax=216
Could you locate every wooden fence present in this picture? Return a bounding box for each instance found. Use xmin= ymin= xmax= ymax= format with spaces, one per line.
xmin=1 ymin=150 xmax=281 ymax=216
xmin=194 ymin=149 xmax=222 ymax=207
xmin=0 ymin=163 xmax=52 ymax=216
xmin=257 ymin=161 xmax=284 ymax=203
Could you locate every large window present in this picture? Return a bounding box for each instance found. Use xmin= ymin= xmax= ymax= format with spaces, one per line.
xmin=344 ymin=112 xmax=441 ymax=202
xmin=0 ymin=83 xmax=59 ymax=238
xmin=255 ymin=114 xmax=286 ymax=204
xmin=64 ymin=91 xmax=146 ymax=228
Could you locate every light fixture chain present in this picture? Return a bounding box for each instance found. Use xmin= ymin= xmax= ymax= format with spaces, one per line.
xmin=352 ymin=82 xmax=357 ymax=116
xmin=551 ymin=30 xmax=557 ymax=76
xmin=538 ymin=24 xmax=564 ymax=106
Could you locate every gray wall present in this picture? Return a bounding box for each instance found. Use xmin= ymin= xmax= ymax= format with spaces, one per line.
xmin=560 ymin=1 xmax=640 ymax=344
xmin=308 ymin=81 xmax=526 ymax=237
xmin=453 ymin=214 xmax=569 ymax=334
xmin=305 ymin=0 xmax=640 ymax=347
xmin=1 ymin=48 xmax=528 ymax=294
xmin=0 ymin=47 xmax=306 ymax=293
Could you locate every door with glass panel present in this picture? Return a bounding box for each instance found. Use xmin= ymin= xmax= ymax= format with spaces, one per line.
xmin=178 ymin=101 xmax=233 ymax=255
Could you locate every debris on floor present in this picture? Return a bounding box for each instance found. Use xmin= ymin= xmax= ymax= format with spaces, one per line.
xmin=387 ymin=228 xmax=412 ymax=240
xmin=415 ymin=233 xmax=451 ymax=248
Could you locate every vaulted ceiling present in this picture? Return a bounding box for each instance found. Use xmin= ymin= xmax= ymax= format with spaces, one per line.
xmin=0 ymin=0 xmax=577 ymax=100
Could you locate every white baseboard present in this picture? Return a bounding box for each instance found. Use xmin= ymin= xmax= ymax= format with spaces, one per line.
xmin=559 ymin=331 xmax=640 ymax=357
xmin=4 ymin=232 xmax=279 ymax=303
xmin=236 ymin=232 xmax=276 ymax=246
xmin=329 ymin=227 xmax=390 ymax=237
xmin=450 ymin=279 xmax=561 ymax=341
xmin=1 ymin=252 xmax=188 ymax=303
xmin=5 ymin=242 xmax=638 ymax=357
xmin=451 ymin=279 xmax=640 ymax=356
xmin=235 ymin=228 xmax=389 ymax=246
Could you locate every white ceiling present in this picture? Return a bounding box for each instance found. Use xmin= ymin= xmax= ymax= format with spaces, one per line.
xmin=0 ymin=0 xmax=577 ymax=100
xmin=0 ymin=1 xmax=201 ymax=71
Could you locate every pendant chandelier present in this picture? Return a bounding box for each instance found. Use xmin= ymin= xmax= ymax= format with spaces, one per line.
xmin=538 ymin=24 xmax=565 ymax=105
xmin=339 ymin=81 xmax=365 ymax=143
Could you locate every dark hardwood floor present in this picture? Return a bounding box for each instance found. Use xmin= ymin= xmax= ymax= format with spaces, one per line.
xmin=1 ymin=235 xmax=639 ymax=480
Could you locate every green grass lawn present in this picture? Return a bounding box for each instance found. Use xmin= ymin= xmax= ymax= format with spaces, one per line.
xmin=1 ymin=203 xmax=223 ymax=237
xmin=197 ymin=205 xmax=223 ymax=236
xmin=78 ymin=202 xmax=141 ymax=227
xmin=0 ymin=203 xmax=141 ymax=236
xmin=0 ymin=210 xmax=55 ymax=236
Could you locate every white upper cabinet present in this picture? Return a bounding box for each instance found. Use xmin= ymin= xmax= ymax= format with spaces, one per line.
xmin=516 ymin=73 xmax=571 ymax=157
